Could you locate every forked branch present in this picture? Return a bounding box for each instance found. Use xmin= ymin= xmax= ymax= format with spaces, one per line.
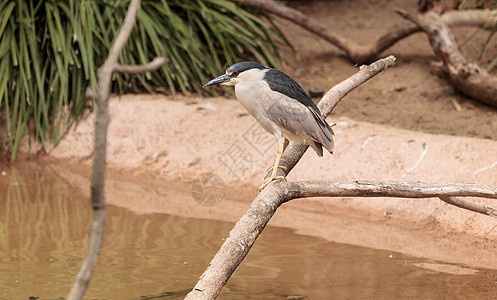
xmin=397 ymin=9 xmax=497 ymax=107
xmin=234 ymin=0 xmax=497 ymax=63
xmin=184 ymin=56 xmax=397 ymax=300
xmin=185 ymin=54 xmax=497 ymax=299
xmin=67 ymin=1 xmax=164 ymax=299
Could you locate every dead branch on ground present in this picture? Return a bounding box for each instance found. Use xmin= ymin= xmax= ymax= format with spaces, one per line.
xmin=67 ymin=1 xmax=165 ymax=299
xmin=234 ymin=0 xmax=497 ymax=63
xmin=398 ymin=10 xmax=497 ymax=108
xmin=185 ymin=55 xmax=497 ymax=300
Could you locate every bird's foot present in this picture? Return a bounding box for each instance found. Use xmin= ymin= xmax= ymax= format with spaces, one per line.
xmin=258 ymin=175 xmax=286 ymax=193
xmin=263 ymin=165 xmax=287 ymax=178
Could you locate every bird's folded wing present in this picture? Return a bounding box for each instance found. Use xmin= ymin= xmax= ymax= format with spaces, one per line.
xmin=263 ymin=94 xmax=334 ymax=152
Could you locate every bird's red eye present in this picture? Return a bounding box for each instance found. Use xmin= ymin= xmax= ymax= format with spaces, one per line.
xmin=233 ymin=72 xmax=239 ymax=77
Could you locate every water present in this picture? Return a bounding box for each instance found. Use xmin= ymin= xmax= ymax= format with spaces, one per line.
xmin=1 ymin=163 xmax=496 ymax=299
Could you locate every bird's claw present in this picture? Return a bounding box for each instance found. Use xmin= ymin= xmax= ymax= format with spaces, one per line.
xmin=258 ymin=175 xmax=286 ymax=193
xmin=263 ymin=165 xmax=287 ymax=177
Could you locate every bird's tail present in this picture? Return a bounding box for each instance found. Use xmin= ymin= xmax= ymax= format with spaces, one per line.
xmin=308 ymin=109 xmax=334 ymax=155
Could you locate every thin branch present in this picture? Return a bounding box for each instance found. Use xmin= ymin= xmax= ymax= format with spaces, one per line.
xmin=105 ymin=0 xmax=141 ymax=68
xmin=439 ymin=196 xmax=497 ymax=217
xmin=288 ymin=181 xmax=497 ymax=200
xmin=67 ymin=0 xmax=164 ymax=299
xmin=442 ymin=9 xmax=497 ymax=28
xmin=233 ymin=0 xmax=364 ymax=61
xmin=114 ymin=57 xmax=166 ymax=74
xmin=288 ymin=181 xmax=497 ymax=218
xmin=184 ymin=55 xmax=396 ymax=300
xmin=278 ymin=55 xmax=396 ymax=177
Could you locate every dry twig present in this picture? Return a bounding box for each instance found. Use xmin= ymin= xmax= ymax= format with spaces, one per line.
xmin=67 ymin=1 xmax=164 ymax=299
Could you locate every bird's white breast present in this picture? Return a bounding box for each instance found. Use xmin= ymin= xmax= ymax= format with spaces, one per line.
xmin=234 ymin=69 xmax=280 ymax=135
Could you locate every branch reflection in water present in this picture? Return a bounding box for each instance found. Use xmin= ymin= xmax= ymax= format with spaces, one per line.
xmin=0 ymin=163 xmax=496 ymax=299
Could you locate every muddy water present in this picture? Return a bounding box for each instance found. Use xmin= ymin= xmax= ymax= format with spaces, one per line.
xmin=1 ymin=164 xmax=496 ymax=299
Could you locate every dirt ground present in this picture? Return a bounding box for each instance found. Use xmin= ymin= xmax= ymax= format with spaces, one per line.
xmin=11 ymin=0 xmax=497 ymax=271
xmin=281 ymin=0 xmax=497 ymax=140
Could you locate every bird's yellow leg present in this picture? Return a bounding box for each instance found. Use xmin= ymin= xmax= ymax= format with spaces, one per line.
xmin=259 ymin=139 xmax=289 ymax=192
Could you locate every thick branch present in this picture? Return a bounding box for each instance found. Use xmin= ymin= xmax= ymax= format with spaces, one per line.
xmin=184 ymin=56 xmax=396 ymax=300
xmin=398 ymin=10 xmax=497 ymax=107
xmin=234 ymin=0 xmax=497 ymax=63
xmin=67 ymin=1 xmax=164 ymax=299
xmin=186 ymin=177 xmax=497 ymax=299
xmin=186 ymin=182 xmax=290 ymax=300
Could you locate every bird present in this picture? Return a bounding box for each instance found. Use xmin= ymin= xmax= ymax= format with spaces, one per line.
xmin=203 ymin=61 xmax=334 ymax=191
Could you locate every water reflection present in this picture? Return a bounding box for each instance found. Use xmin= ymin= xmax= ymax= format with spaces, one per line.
xmin=0 ymin=163 xmax=496 ymax=299
xmin=0 ymin=164 xmax=230 ymax=299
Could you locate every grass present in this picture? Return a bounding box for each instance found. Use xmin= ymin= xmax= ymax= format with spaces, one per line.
xmin=459 ymin=0 xmax=497 ymax=71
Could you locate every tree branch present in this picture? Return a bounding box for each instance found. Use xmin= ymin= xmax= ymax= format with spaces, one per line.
xmin=185 ymin=48 xmax=497 ymax=298
xmin=114 ymin=57 xmax=166 ymax=74
xmin=234 ymin=0 xmax=497 ymax=63
xmin=186 ymin=175 xmax=497 ymax=300
xmin=288 ymin=181 xmax=497 ymax=200
xmin=185 ymin=178 xmax=497 ymax=300
xmin=439 ymin=196 xmax=497 ymax=217
xmin=279 ymin=55 xmax=396 ymax=177
xmin=67 ymin=1 xmax=165 ymax=299
xmin=397 ymin=10 xmax=497 ymax=107
xmin=288 ymin=181 xmax=497 ymax=218
xmin=184 ymin=56 xmax=396 ymax=300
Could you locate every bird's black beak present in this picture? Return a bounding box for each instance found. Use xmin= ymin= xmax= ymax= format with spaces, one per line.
xmin=203 ymin=74 xmax=231 ymax=88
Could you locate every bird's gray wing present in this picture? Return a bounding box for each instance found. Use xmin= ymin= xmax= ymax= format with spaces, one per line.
xmin=263 ymin=68 xmax=334 ymax=142
xmin=261 ymin=91 xmax=334 ymax=154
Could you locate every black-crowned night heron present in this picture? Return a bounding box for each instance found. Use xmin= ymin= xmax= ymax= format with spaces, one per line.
xmin=204 ymin=61 xmax=334 ymax=191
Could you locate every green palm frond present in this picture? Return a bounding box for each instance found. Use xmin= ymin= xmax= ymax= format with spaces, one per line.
xmin=0 ymin=0 xmax=289 ymax=161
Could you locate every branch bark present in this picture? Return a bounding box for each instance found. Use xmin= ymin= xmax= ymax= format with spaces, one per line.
xmin=185 ymin=52 xmax=497 ymax=299
xmin=185 ymin=172 xmax=497 ymax=300
xmin=67 ymin=1 xmax=165 ymax=299
xmin=289 ymin=181 xmax=497 ymax=218
xmin=279 ymin=56 xmax=397 ymax=176
xmin=114 ymin=57 xmax=166 ymax=74
xmin=184 ymin=55 xmax=397 ymax=300
xmin=398 ymin=10 xmax=497 ymax=107
xmin=288 ymin=181 xmax=497 ymax=200
xmin=234 ymin=0 xmax=497 ymax=63
xmin=439 ymin=196 xmax=497 ymax=217
xmin=288 ymin=181 xmax=497 ymax=218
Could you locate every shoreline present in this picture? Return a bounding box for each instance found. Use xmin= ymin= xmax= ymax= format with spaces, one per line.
xmin=15 ymin=94 xmax=497 ymax=270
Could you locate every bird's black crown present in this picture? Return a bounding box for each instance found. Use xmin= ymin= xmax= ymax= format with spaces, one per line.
xmin=226 ymin=61 xmax=267 ymax=75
